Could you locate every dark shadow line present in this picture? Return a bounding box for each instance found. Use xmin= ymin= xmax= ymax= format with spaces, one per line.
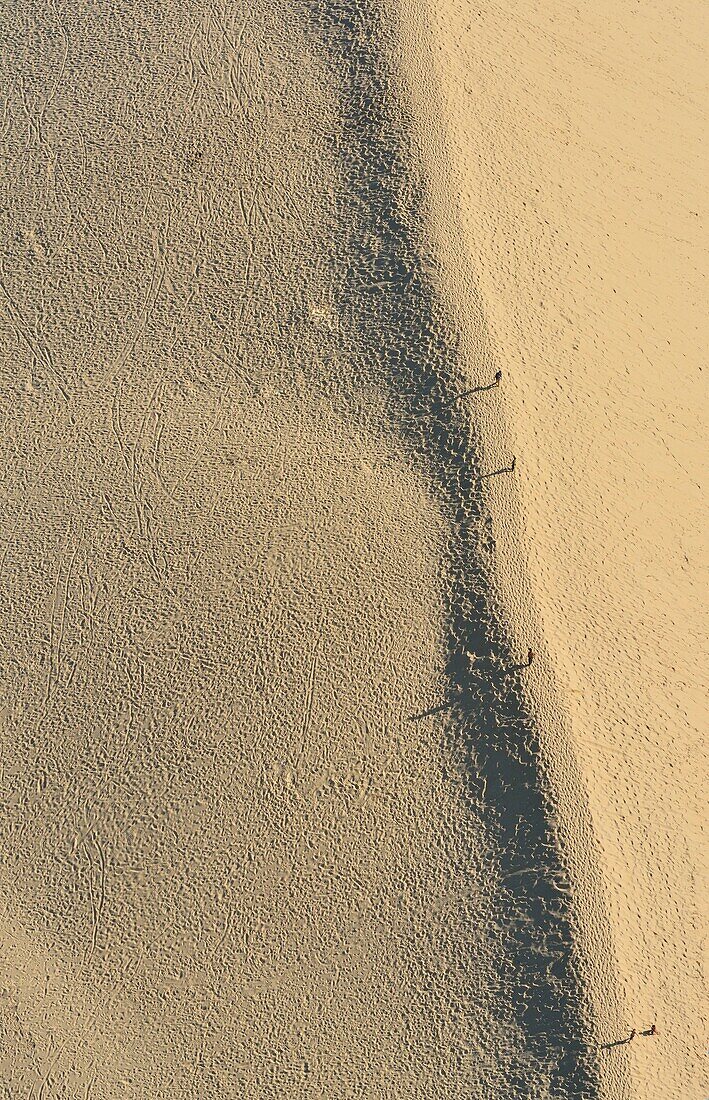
xmin=408 ymin=699 xmax=456 ymax=721
xmin=599 ymin=1037 xmax=633 ymax=1050
xmin=451 ymin=380 xmax=499 ymax=399
xmin=302 ymin=3 xmax=600 ymax=1095
xmin=476 ymin=461 xmax=516 ymax=481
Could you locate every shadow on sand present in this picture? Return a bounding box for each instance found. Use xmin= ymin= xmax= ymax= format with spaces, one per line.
xmin=302 ymin=1 xmax=601 ymax=1095
xmin=600 ymin=1036 xmax=634 ymax=1051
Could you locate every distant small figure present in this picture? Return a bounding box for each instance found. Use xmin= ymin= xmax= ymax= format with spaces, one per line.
xmin=510 ymin=455 xmax=517 ymax=473
xmin=494 ymin=369 xmax=502 ymax=386
xmin=642 ymin=1024 xmax=657 ymax=1037
xmin=627 ymin=1029 xmax=636 ymax=1043
xmin=527 ymin=648 xmax=534 ymax=666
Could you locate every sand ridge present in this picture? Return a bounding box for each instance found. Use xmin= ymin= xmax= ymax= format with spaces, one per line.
xmin=1 ymin=1 xmax=594 ymax=1095
xmin=394 ymin=1 xmax=707 ymax=1097
xmin=1 ymin=0 xmax=704 ymax=1097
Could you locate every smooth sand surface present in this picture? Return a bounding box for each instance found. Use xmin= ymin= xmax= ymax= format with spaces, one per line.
xmin=0 ymin=2 xmax=705 ymax=1098
xmin=395 ymin=2 xmax=707 ymax=1097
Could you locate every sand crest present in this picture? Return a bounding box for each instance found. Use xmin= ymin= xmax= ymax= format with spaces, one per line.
xmin=0 ymin=2 xmax=705 ymax=1098
xmin=394 ymin=1 xmax=707 ymax=1096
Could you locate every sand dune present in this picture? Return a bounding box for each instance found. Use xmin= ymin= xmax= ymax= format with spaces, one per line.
xmin=395 ymin=1 xmax=707 ymax=1096
xmin=0 ymin=1 xmax=705 ymax=1098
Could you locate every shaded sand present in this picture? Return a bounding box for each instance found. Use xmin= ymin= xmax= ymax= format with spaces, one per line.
xmin=0 ymin=2 xmax=703 ymax=1099
xmin=1 ymin=2 xmax=601 ymax=1097
xmin=393 ymin=1 xmax=707 ymax=1098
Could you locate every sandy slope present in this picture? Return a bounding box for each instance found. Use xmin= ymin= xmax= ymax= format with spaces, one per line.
xmin=0 ymin=6 xmax=469 ymax=1097
xmin=394 ymin=2 xmax=707 ymax=1097
xmin=0 ymin=1 xmax=598 ymax=1097
xmin=0 ymin=1 xmax=704 ymax=1098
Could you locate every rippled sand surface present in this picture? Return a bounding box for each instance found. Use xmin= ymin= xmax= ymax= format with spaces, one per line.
xmin=0 ymin=3 xmax=704 ymax=1098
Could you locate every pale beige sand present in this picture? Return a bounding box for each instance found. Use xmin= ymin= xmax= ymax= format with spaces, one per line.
xmin=395 ymin=1 xmax=707 ymax=1097
xmin=0 ymin=1 xmax=705 ymax=1098
xmin=0 ymin=3 xmax=519 ymax=1097
xmin=0 ymin=8 xmax=473 ymax=1097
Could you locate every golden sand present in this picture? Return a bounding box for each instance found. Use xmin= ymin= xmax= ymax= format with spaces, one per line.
xmin=0 ymin=2 xmax=704 ymax=1097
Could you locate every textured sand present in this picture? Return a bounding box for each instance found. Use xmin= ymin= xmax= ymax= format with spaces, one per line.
xmin=395 ymin=2 xmax=707 ymax=1097
xmin=0 ymin=2 xmax=705 ymax=1098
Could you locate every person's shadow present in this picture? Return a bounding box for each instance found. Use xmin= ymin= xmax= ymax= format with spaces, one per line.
xmin=599 ymin=1033 xmax=635 ymax=1050
xmin=408 ymin=699 xmax=456 ymax=721
xmin=450 ymin=376 xmax=500 ymax=401
xmin=476 ymin=459 xmax=516 ymax=481
xmin=408 ymin=657 xmax=533 ymax=719
xmin=504 ymin=658 xmax=533 ymax=674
